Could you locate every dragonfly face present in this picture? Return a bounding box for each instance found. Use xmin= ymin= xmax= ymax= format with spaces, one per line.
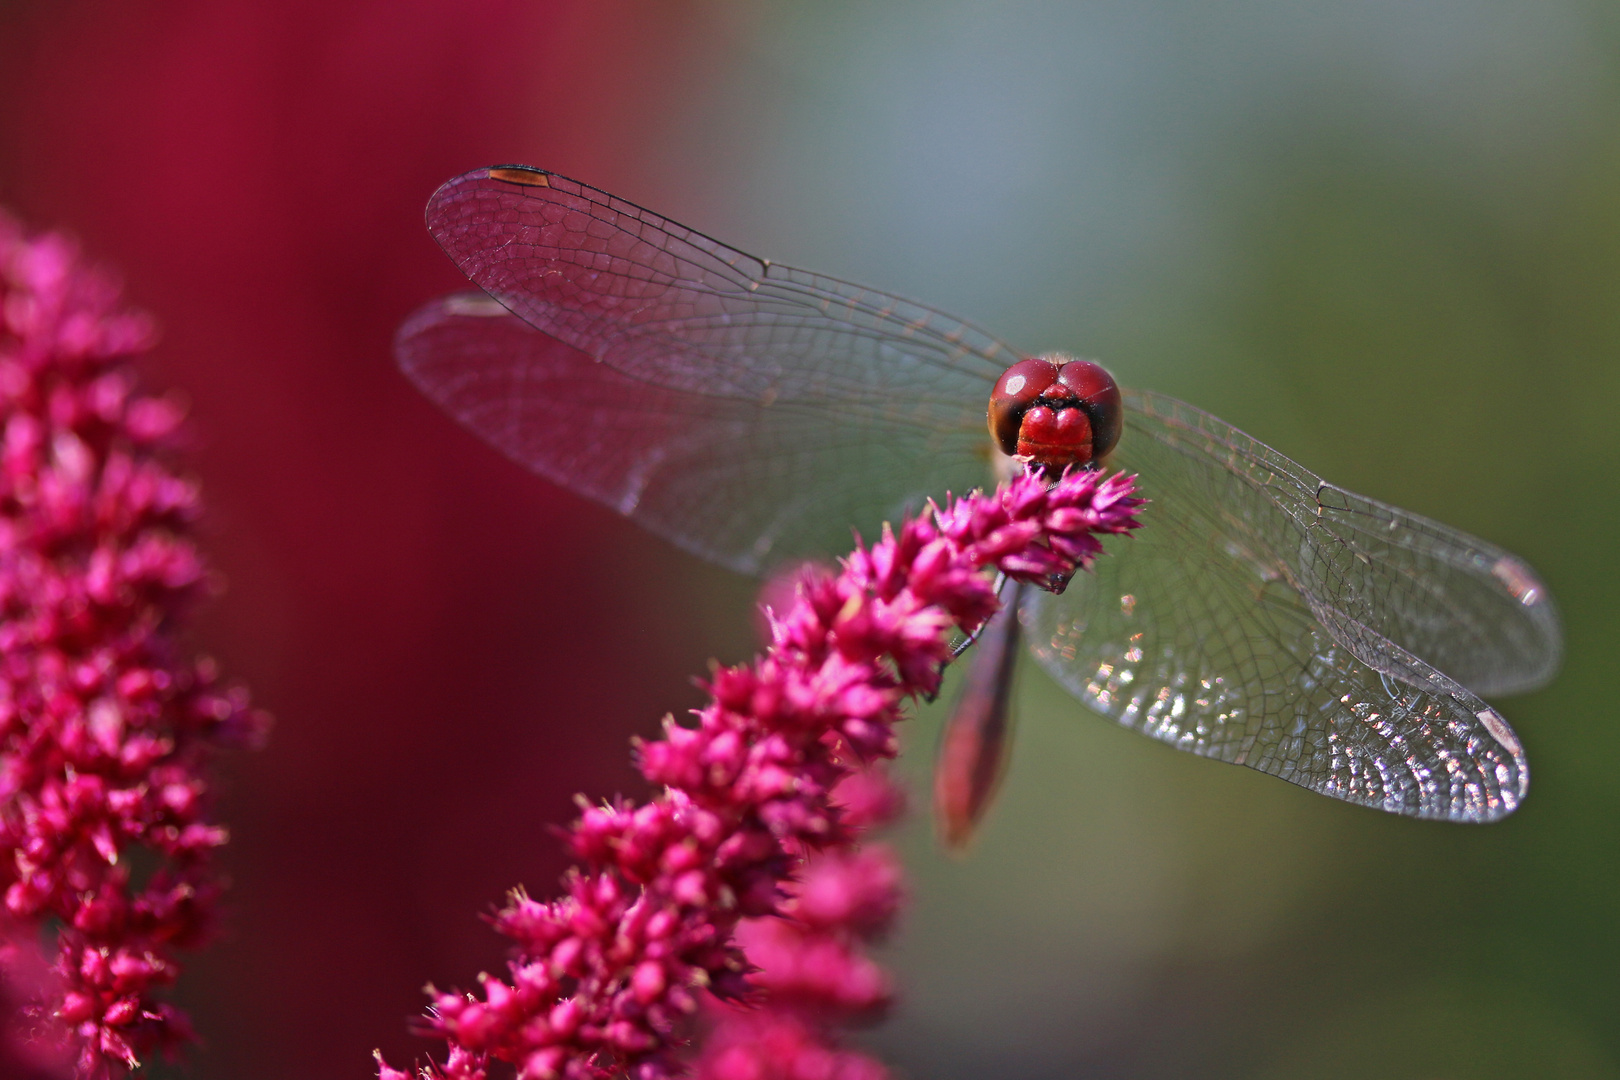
xmin=988 ymin=356 xmax=1122 ymax=471
xmin=398 ymin=165 xmax=1562 ymax=825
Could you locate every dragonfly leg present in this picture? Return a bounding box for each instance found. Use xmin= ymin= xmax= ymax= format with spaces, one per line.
xmin=950 ymin=571 xmax=1010 ymax=660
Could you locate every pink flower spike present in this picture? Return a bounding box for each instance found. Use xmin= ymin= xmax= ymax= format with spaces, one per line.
xmin=384 ymin=462 xmax=1139 ymax=1080
xmin=0 ymin=210 xmax=267 ymax=1078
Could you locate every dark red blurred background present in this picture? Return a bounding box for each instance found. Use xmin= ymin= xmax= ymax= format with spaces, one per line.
xmin=0 ymin=3 xmax=759 ymax=1076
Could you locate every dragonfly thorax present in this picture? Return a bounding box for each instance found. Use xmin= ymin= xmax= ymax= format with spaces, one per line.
xmin=987 ymin=355 xmax=1122 ymax=471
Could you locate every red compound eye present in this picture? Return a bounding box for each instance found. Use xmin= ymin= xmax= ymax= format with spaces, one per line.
xmin=988 ymin=358 xmax=1060 ymax=457
xmin=1055 ymin=359 xmax=1122 ymax=460
xmin=986 ymin=357 xmax=1122 ymax=469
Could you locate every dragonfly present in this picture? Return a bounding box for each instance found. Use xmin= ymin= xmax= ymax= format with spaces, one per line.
xmin=396 ymin=165 xmax=1562 ymax=834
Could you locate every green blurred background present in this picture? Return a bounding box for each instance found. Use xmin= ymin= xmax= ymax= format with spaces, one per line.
xmin=3 ymin=1 xmax=1616 ymax=1077
xmin=653 ymin=3 xmax=1618 ymax=1076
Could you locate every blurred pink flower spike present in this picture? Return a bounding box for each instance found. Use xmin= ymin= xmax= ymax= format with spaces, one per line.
xmin=382 ymin=467 xmax=1140 ymax=1080
xmin=1 ymin=915 xmax=74 ymax=1079
xmin=0 ymin=211 xmax=269 ymax=1078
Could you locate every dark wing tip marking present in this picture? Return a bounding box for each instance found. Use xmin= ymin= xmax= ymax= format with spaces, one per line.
xmin=486 ymin=166 xmax=552 ymax=187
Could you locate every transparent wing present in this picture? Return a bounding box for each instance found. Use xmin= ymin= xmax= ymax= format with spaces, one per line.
xmin=1022 ymin=390 xmax=1557 ymax=821
xmin=1126 ymin=391 xmax=1559 ymax=695
xmin=395 ymin=294 xmax=994 ymax=574
xmin=425 ymin=166 xmax=1013 ymax=424
xmin=409 ymin=165 xmax=1024 ymax=572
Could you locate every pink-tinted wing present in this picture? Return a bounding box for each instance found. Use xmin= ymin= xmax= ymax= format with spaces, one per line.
xmin=396 ymin=293 xmax=993 ymax=574
xmin=1022 ymin=390 xmax=1559 ymax=822
xmin=426 ymin=166 xmax=1013 ymax=412
xmin=403 ymin=166 xmax=1021 ymax=573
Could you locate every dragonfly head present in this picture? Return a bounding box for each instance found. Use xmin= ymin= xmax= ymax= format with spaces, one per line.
xmin=987 ymin=354 xmax=1122 ymax=472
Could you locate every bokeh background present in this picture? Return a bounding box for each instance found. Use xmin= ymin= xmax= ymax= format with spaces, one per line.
xmin=1 ymin=1 xmax=1616 ymax=1077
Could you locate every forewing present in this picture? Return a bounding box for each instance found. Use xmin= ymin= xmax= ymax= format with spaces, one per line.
xmin=1021 ymin=390 xmax=1540 ymax=822
xmin=395 ymin=294 xmax=992 ymax=574
xmin=423 ymin=165 xmax=1012 ymax=422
